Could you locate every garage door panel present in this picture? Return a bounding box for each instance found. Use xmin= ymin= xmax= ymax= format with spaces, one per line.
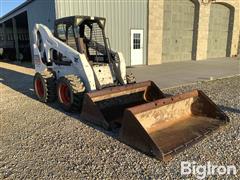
xmin=207 ymin=4 xmax=233 ymax=58
xmin=162 ymin=0 xmax=197 ymax=62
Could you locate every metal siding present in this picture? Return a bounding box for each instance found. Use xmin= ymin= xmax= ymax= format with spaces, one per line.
xmin=55 ymin=0 xmax=148 ymax=66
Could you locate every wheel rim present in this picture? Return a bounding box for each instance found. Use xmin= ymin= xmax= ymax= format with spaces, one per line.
xmin=35 ymin=78 xmax=44 ymax=98
xmin=59 ymin=83 xmax=71 ymax=105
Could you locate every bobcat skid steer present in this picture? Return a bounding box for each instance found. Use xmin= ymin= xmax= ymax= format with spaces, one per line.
xmin=33 ymin=16 xmax=229 ymax=161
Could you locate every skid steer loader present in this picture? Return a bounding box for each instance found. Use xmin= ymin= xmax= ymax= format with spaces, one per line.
xmin=33 ymin=16 xmax=229 ymax=161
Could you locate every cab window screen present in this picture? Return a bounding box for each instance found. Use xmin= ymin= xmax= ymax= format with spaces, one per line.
xmin=57 ymin=24 xmax=66 ymax=41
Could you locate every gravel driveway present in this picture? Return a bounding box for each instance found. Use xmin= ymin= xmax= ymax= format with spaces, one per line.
xmin=0 ymin=62 xmax=239 ymax=179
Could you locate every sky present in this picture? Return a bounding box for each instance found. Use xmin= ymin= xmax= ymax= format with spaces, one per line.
xmin=0 ymin=0 xmax=26 ymax=17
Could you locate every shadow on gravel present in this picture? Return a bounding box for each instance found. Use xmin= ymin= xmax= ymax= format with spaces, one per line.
xmin=0 ymin=66 xmax=143 ymax=141
xmin=219 ymin=105 xmax=240 ymax=114
xmin=0 ymin=60 xmax=34 ymax=68
xmin=0 ymin=67 xmax=36 ymax=98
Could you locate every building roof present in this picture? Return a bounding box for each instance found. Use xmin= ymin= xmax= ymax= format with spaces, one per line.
xmin=0 ymin=0 xmax=34 ymax=22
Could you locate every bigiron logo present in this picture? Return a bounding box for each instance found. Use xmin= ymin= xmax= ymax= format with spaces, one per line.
xmin=181 ymin=161 xmax=237 ymax=179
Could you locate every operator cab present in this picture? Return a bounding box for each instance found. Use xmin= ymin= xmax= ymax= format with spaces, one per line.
xmin=54 ymin=16 xmax=118 ymax=89
xmin=54 ymin=16 xmax=112 ymax=64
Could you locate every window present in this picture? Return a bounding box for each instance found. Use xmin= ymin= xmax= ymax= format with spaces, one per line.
xmin=51 ymin=49 xmax=63 ymax=62
xmin=57 ymin=24 xmax=66 ymax=41
xmin=133 ymin=33 xmax=141 ymax=49
xmin=68 ymin=26 xmax=74 ymax=38
xmin=67 ymin=26 xmax=77 ymax=50
xmin=84 ymin=25 xmax=91 ymax=39
xmin=84 ymin=22 xmax=107 ymax=62
xmin=50 ymin=48 xmax=72 ymax=65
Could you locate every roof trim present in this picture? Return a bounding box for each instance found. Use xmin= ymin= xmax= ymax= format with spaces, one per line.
xmin=0 ymin=0 xmax=34 ymax=22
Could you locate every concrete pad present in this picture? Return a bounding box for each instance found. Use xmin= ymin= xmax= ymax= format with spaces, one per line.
xmin=127 ymin=57 xmax=240 ymax=88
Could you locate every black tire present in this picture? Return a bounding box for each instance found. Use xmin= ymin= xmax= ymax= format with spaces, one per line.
xmin=57 ymin=75 xmax=85 ymax=112
xmin=33 ymin=71 xmax=56 ymax=102
xmin=126 ymin=73 xmax=136 ymax=84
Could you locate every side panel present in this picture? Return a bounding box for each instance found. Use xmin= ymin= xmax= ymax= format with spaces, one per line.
xmin=33 ymin=24 xmax=96 ymax=91
xmin=54 ymin=0 xmax=148 ymax=66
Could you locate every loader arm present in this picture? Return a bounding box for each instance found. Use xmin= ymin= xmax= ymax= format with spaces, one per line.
xmin=33 ymin=24 xmax=96 ymax=91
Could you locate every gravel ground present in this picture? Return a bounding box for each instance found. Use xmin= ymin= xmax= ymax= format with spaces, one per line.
xmin=0 ymin=62 xmax=239 ymax=179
